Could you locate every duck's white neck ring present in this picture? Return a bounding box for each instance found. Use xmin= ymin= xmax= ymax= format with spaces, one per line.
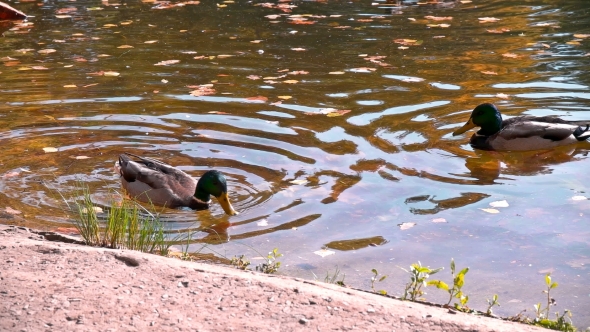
xmin=195 ymin=198 xmax=211 ymax=205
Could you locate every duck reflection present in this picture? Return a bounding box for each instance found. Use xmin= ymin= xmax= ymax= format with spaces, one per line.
xmin=457 ymin=146 xmax=590 ymax=185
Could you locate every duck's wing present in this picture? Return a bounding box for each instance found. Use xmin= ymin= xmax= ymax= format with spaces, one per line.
xmin=118 ymin=153 xmax=196 ymax=192
xmin=498 ymin=120 xmax=579 ymax=142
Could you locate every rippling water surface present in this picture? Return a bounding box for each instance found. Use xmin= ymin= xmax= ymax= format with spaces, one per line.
xmin=1 ymin=0 xmax=589 ymax=325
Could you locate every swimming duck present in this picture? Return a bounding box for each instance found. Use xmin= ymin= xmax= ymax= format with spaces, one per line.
xmin=452 ymin=103 xmax=590 ymax=151
xmin=115 ymin=153 xmax=238 ymax=215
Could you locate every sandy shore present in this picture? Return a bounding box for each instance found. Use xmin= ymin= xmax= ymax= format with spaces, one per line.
xmin=0 ymin=224 xmax=550 ymax=331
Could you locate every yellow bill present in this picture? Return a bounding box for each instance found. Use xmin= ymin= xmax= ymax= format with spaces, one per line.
xmin=452 ymin=118 xmax=477 ymax=136
xmin=216 ymin=191 xmax=238 ymax=216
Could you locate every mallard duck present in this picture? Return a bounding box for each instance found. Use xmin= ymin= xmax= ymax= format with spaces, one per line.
xmin=115 ymin=153 xmax=237 ymax=215
xmin=452 ymin=103 xmax=590 ymax=151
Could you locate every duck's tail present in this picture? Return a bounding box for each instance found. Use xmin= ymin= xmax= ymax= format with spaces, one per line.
xmin=573 ymin=124 xmax=590 ymax=141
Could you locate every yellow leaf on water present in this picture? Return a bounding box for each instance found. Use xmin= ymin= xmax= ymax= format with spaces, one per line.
xmin=566 ymin=41 xmax=581 ymax=45
xmin=104 ymin=71 xmax=120 ymax=77
xmin=43 ymin=147 xmax=58 ymax=153
xmin=283 ymin=80 xmax=299 ymax=84
xmin=326 ymin=110 xmax=351 ymax=117
xmin=573 ymin=34 xmax=590 ymax=39
xmin=144 ymin=40 xmax=158 ymax=44
xmin=480 ymin=208 xmax=500 ymax=214
xmin=103 ymin=24 xmax=117 ymax=27
xmin=481 ymin=71 xmax=498 ymax=75
xmin=63 ymin=85 xmax=77 ymax=88
xmin=502 ymin=53 xmax=520 ymax=58
xmin=278 ymin=95 xmax=292 ymax=100
xmin=117 ymin=45 xmax=134 ymax=49
xmin=329 ymin=71 xmax=345 ymax=75
xmin=217 ymin=54 xmax=234 ymax=58
xmin=55 ymin=15 xmax=72 ymax=18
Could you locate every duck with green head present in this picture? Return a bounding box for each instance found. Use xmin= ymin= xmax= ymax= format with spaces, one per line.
xmin=452 ymin=103 xmax=590 ymax=151
xmin=115 ymin=153 xmax=238 ymax=215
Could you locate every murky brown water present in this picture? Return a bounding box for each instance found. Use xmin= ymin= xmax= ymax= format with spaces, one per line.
xmin=1 ymin=0 xmax=589 ymax=326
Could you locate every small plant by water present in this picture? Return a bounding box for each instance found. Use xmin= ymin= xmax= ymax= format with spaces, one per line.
xmin=370 ymin=268 xmax=388 ymax=295
xmin=255 ymin=248 xmax=282 ymax=274
xmin=532 ymin=274 xmax=576 ymax=332
xmin=486 ymin=294 xmax=500 ymax=316
xmin=322 ymin=266 xmax=346 ymax=286
xmin=401 ymin=261 xmax=443 ymax=301
xmin=70 ymin=184 xmax=170 ymax=255
xmin=428 ymin=258 xmax=470 ymax=310
xmin=230 ymin=254 xmax=251 ymax=270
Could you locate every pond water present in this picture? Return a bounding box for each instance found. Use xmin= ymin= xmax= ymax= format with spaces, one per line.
xmin=1 ymin=0 xmax=589 ymax=326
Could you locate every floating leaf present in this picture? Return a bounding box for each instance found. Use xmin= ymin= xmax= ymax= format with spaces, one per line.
xmin=425 ymin=16 xmax=452 ymax=21
xmin=43 ymin=147 xmax=58 ymax=153
xmin=291 ymin=47 xmax=306 ymax=51
xmin=403 ymin=77 xmax=425 ymax=82
xmin=283 ymin=79 xmax=299 ymax=84
xmin=154 ymin=59 xmax=180 ymax=66
xmin=144 ymin=40 xmax=158 ymax=44
xmin=103 ymin=71 xmax=120 ymax=76
xmin=117 ymin=45 xmax=134 ymax=49
xmin=314 ymin=249 xmax=335 ymax=257
xmin=5 ymin=207 xmax=21 ymax=215
xmin=478 ymin=17 xmax=501 ymax=23
xmin=480 ymin=208 xmax=500 ymax=214
xmin=277 ymin=95 xmax=292 ymax=100
xmin=217 ymin=54 xmax=234 ymax=58
xmin=489 ymin=200 xmax=509 ymax=208
xmin=398 ymin=222 xmax=416 ymax=230
xmin=246 ymin=96 xmax=268 ymax=102
xmin=326 ymin=110 xmax=351 ymax=117
xmin=70 ymin=155 xmax=91 ymax=160
xmin=38 ymin=49 xmax=57 ymax=54
xmin=573 ymin=34 xmax=590 ymax=39
xmin=502 ymin=53 xmax=519 ymax=58
xmin=63 ymin=85 xmax=77 ymax=88
xmin=290 ymin=179 xmax=308 ymax=185
xmin=81 ymin=206 xmax=103 ymax=214
xmin=189 ymin=86 xmax=216 ymax=96
xmin=481 ymin=71 xmax=498 ymax=75
xmin=329 ymin=71 xmax=345 ymax=75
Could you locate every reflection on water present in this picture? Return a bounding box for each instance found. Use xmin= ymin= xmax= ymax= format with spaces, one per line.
xmin=1 ymin=0 xmax=590 ymax=325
